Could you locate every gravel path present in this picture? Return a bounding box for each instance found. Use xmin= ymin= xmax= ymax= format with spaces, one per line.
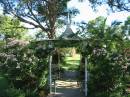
xmin=50 ymin=71 xmax=85 ymax=97
xmin=52 ymin=80 xmax=85 ymax=97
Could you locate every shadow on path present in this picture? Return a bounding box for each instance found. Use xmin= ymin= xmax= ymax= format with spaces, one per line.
xmin=53 ymin=80 xmax=84 ymax=97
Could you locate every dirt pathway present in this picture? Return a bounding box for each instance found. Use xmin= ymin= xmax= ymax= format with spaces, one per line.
xmin=52 ymin=80 xmax=85 ymax=97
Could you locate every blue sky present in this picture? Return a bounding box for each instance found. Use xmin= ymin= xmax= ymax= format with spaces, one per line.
xmin=0 ymin=0 xmax=129 ymax=26
xmin=67 ymin=0 xmax=130 ymax=32
xmin=0 ymin=0 xmax=129 ymax=36
xmin=68 ymin=0 xmax=130 ymax=25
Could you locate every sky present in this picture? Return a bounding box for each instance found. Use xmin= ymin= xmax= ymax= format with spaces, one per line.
xmin=0 ymin=0 xmax=129 ymax=26
xmin=68 ymin=0 xmax=130 ymax=25
xmin=66 ymin=0 xmax=130 ymax=32
xmin=0 ymin=0 xmax=130 ymax=36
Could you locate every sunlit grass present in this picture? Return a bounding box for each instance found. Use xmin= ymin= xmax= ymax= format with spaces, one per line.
xmin=65 ymin=54 xmax=80 ymax=60
xmin=62 ymin=54 xmax=80 ymax=71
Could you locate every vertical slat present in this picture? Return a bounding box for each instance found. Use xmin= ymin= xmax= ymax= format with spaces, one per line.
xmin=49 ymin=55 xmax=52 ymax=94
xmin=85 ymin=57 xmax=88 ymax=96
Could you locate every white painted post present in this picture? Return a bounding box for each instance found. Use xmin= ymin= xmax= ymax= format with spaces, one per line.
xmin=54 ymin=80 xmax=56 ymax=94
xmin=85 ymin=57 xmax=87 ymax=97
xmin=49 ymin=55 xmax=52 ymax=94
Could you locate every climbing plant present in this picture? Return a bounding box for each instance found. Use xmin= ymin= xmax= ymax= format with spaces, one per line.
xmin=80 ymin=17 xmax=127 ymax=97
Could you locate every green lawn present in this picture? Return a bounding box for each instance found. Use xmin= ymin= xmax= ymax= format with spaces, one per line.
xmin=61 ymin=54 xmax=80 ymax=71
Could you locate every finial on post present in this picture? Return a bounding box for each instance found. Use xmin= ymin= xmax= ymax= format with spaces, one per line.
xmin=67 ymin=11 xmax=71 ymax=28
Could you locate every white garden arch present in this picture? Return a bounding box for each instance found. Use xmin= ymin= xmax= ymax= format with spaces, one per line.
xmin=36 ymin=24 xmax=88 ymax=97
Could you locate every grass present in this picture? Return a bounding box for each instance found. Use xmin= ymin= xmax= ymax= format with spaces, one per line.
xmin=61 ymin=54 xmax=80 ymax=71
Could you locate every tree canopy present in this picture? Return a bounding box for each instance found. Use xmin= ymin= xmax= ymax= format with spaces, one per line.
xmin=88 ymin=0 xmax=130 ymax=12
xmin=0 ymin=0 xmax=129 ymax=39
xmin=0 ymin=0 xmax=78 ymax=39
xmin=0 ymin=15 xmax=26 ymax=39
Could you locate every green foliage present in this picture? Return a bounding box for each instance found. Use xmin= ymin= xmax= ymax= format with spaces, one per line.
xmin=0 ymin=0 xmax=78 ymax=39
xmin=0 ymin=75 xmax=8 ymax=90
xmin=123 ymin=16 xmax=130 ymax=36
xmin=124 ymin=40 xmax=130 ymax=48
xmin=88 ymin=0 xmax=130 ymax=12
xmin=80 ymin=16 xmax=127 ymax=97
xmin=0 ymin=40 xmax=50 ymax=96
xmin=0 ymin=74 xmax=8 ymax=97
xmin=6 ymin=88 xmax=25 ymax=97
xmin=0 ymin=15 xmax=27 ymax=39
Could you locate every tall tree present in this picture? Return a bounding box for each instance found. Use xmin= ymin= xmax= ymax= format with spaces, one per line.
xmin=124 ymin=16 xmax=130 ymax=35
xmin=0 ymin=0 xmax=78 ymax=39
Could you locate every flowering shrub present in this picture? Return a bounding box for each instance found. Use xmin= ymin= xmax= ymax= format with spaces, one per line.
xmin=0 ymin=39 xmax=50 ymax=97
